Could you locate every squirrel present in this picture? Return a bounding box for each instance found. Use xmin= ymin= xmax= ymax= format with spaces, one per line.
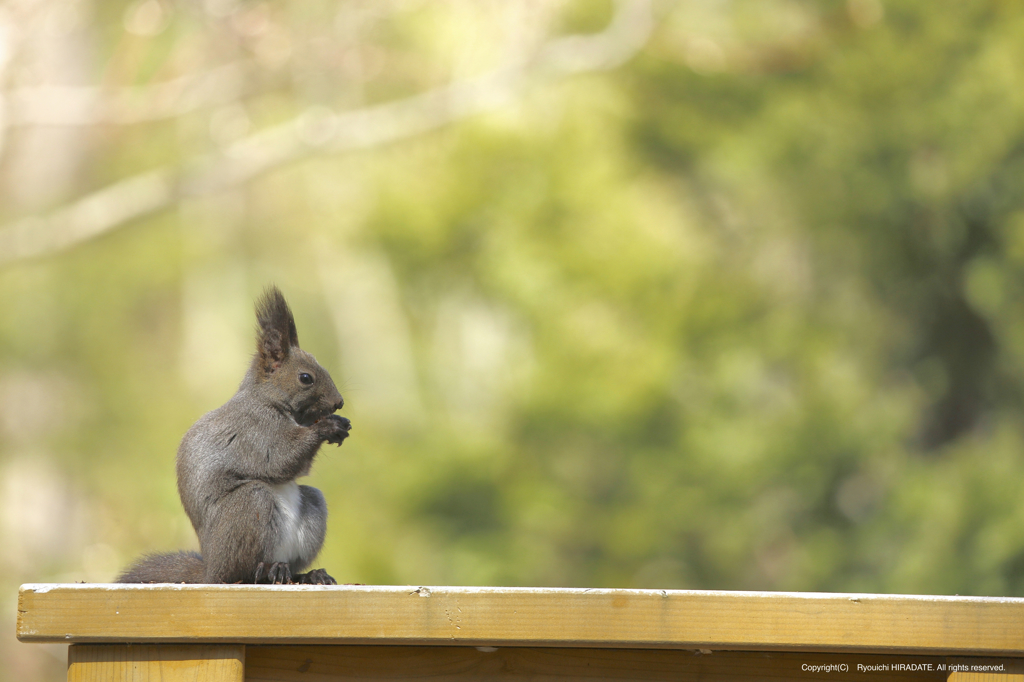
xmin=117 ymin=286 xmax=350 ymax=585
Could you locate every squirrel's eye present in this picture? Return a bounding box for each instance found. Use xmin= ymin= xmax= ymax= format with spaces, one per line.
xmin=299 ymin=373 xmax=314 ymax=385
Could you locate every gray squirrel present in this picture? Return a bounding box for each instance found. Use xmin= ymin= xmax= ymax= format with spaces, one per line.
xmin=117 ymin=286 xmax=350 ymax=584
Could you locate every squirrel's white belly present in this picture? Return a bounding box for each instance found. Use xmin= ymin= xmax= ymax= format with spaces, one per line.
xmin=270 ymin=482 xmax=306 ymax=564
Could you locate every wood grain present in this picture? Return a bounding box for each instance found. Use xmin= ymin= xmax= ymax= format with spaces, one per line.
xmin=244 ymin=645 xmax=953 ymax=682
xmin=16 ymin=584 xmax=1024 ymax=655
xmin=67 ymin=644 xmax=243 ymax=682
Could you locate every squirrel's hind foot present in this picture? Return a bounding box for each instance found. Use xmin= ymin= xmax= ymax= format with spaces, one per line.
xmin=254 ymin=561 xmax=292 ymax=584
xmin=254 ymin=562 xmax=336 ymax=585
xmin=296 ymin=568 xmax=337 ymax=585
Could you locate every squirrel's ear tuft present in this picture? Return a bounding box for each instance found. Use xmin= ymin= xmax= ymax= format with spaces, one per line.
xmin=255 ymin=285 xmax=299 ymax=374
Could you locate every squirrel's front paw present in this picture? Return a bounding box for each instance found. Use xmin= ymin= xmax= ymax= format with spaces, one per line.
xmin=320 ymin=414 xmax=351 ymax=445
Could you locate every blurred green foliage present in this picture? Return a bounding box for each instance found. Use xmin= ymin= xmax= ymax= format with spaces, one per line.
xmin=3 ymin=11 xmax=1024 ymax=674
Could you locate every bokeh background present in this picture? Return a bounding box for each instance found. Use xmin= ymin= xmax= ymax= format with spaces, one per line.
xmin=4 ymin=0 xmax=1024 ymax=677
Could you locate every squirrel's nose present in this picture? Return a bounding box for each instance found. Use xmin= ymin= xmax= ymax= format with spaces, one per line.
xmin=334 ymin=397 xmax=344 ymax=411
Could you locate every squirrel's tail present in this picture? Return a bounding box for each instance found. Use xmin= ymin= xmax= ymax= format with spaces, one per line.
xmin=117 ymin=551 xmax=205 ymax=583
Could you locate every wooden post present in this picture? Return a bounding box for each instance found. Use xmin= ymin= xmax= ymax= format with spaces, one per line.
xmin=15 ymin=584 xmax=1024 ymax=681
xmin=67 ymin=644 xmax=243 ymax=682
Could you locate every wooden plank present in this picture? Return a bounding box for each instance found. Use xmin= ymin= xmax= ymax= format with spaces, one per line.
xmin=67 ymin=643 xmax=244 ymax=682
xmin=244 ymin=645 xmax=954 ymax=682
xmin=17 ymin=584 xmax=1024 ymax=654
